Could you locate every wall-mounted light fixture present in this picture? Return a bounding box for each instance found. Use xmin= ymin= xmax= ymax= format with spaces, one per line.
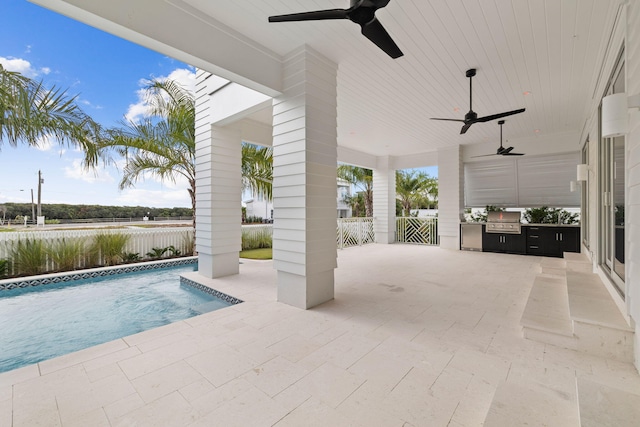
xmin=570 ymin=180 xmax=578 ymax=192
xmin=577 ymin=164 xmax=589 ymax=181
xmin=602 ymin=92 xmax=640 ymax=137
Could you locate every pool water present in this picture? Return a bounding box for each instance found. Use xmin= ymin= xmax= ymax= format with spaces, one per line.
xmin=0 ymin=264 xmax=231 ymax=373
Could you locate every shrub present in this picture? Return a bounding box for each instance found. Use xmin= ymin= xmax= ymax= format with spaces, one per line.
xmin=523 ymin=206 xmax=579 ymax=225
xmin=11 ymin=239 xmax=47 ymax=275
xmin=121 ymin=252 xmax=141 ymax=263
xmin=182 ymin=231 xmax=195 ymax=256
xmin=0 ymin=259 xmax=9 ymax=277
xmin=146 ymin=247 xmax=168 ymax=260
xmin=90 ymin=232 xmax=130 ymax=266
xmin=241 ymin=227 xmax=272 ymax=250
xmin=48 ymin=238 xmax=86 ymax=271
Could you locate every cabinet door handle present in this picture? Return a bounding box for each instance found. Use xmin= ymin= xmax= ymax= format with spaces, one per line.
xmin=560 ymin=233 xmax=563 ymax=241
xmin=530 ymin=245 xmax=539 ymax=249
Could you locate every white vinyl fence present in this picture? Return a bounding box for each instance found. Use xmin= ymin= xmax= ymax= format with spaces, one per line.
xmin=396 ymin=217 xmax=439 ymax=245
xmin=0 ymin=228 xmax=194 ymax=274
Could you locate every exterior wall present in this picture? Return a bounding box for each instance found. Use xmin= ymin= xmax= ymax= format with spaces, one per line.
xmin=438 ymin=146 xmax=463 ymax=249
xmin=627 ymin=0 xmax=640 ymax=369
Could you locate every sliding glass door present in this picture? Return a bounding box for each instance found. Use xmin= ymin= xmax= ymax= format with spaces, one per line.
xmin=599 ymin=51 xmax=625 ymax=294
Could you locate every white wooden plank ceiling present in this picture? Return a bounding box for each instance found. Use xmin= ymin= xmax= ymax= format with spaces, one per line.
xmin=182 ymin=0 xmax=620 ymax=157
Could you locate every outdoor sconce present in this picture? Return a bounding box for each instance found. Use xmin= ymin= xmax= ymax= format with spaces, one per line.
xmin=570 ymin=180 xmax=578 ymax=192
xmin=602 ymin=92 xmax=640 ymax=137
xmin=577 ymin=164 xmax=589 ymax=182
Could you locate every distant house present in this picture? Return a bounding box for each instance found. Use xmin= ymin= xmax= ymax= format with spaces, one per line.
xmin=243 ymin=178 xmax=352 ymax=221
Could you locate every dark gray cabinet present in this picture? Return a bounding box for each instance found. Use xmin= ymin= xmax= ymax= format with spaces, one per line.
xmin=525 ymin=226 xmax=579 ymax=258
xmin=482 ymin=227 xmax=526 ymax=254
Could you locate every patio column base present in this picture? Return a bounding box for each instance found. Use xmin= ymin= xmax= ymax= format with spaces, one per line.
xmin=277 ymin=271 xmax=334 ymax=309
xmin=198 ymin=252 xmax=239 ymax=279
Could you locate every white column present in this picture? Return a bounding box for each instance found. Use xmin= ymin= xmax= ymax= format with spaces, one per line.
xmin=272 ymin=46 xmax=338 ymax=309
xmin=373 ymin=156 xmax=396 ymax=244
xmin=195 ymin=123 xmax=242 ymax=278
xmin=438 ymin=146 xmax=464 ymax=250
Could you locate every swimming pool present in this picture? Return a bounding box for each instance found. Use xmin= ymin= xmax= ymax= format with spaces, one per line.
xmin=0 ymin=263 xmax=235 ymax=373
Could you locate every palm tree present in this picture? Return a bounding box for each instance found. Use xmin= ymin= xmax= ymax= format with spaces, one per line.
xmin=396 ymin=170 xmax=430 ymax=216
xmin=0 ymin=64 xmax=98 ymax=153
xmin=88 ymin=79 xmax=274 ymax=252
xmin=90 ymin=79 xmax=196 ymax=227
xmin=242 ymin=142 xmax=273 ymax=201
xmin=337 ymin=165 xmax=373 ymax=217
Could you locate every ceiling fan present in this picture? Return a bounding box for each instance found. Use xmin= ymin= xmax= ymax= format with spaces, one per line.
xmin=268 ymin=0 xmax=403 ymax=59
xmin=431 ymin=68 xmax=525 ymax=134
xmin=472 ymin=120 xmax=524 ymax=157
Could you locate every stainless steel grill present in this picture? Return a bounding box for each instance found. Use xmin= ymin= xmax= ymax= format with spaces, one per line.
xmin=486 ymin=211 xmax=522 ymax=234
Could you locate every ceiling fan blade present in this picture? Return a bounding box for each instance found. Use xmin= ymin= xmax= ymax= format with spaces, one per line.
xmin=460 ymin=122 xmax=473 ymax=134
xmin=502 ymin=152 xmax=525 ymax=156
xmin=475 ymin=108 xmax=526 ymax=123
xmin=269 ymin=9 xmax=348 ymax=22
xmin=471 ymin=153 xmax=498 ymax=158
xmin=502 ymin=146 xmax=514 ymax=154
xmin=430 ymin=118 xmax=466 ymax=123
xmin=360 ymin=18 xmax=404 ymax=58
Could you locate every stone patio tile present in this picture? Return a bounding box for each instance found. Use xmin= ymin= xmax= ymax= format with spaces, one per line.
xmin=82 ymin=346 xmax=141 ymax=374
xmin=121 ymin=320 xmax=193 ymax=347
xmin=0 ymin=397 xmax=13 ymax=427
xmin=187 ymin=386 xmax=288 ymax=427
xmin=178 ymin=377 xmax=215 ymax=403
xmin=447 ymin=348 xmax=511 ymax=386
xmin=266 ymin=333 xmax=324 ymax=363
xmin=298 ymin=331 xmax=380 ymax=371
xmin=118 ymin=337 xmax=206 ymax=380
xmin=131 ymin=360 xmax=204 ymax=403
xmin=12 ymin=395 xmax=60 ymax=427
xmin=38 ymin=339 xmax=129 ymax=375
xmin=346 ymin=348 xmax=413 ymax=393
xmin=185 ymin=344 xmax=256 ymax=387
xmin=13 ymin=365 xmax=90 ymax=400
xmin=336 ymin=380 xmax=412 ymax=427
xmin=62 ymin=408 xmax=110 ymax=427
xmin=103 ymin=393 xmax=145 ymax=422
xmin=0 ymin=364 xmax=40 ymax=389
xmin=111 ymin=391 xmax=198 ymax=427
xmin=274 ymin=397 xmax=361 ymax=427
xmin=240 ymin=355 xmax=309 ymax=397
xmin=188 ymin=378 xmax=253 ymax=418
xmin=295 ymin=362 xmax=365 ymax=409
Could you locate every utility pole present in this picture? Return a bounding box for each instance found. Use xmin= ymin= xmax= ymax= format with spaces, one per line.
xmin=31 ymin=189 xmax=35 ymax=221
xmin=37 ymin=170 xmax=43 ymax=217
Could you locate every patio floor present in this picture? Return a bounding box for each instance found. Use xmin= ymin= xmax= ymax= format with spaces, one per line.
xmin=1 ymin=244 xmax=639 ymax=426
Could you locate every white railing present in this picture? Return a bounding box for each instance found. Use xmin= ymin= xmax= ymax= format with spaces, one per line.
xmin=0 ymin=228 xmax=194 ymax=273
xmin=396 ymin=217 xmax=438 ymax=245
xmin=337 ymin=218 xmax=375 ymax=249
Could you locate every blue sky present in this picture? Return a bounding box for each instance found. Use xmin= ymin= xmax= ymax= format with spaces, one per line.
xmin=0 ymin=0 xmax=196 ymax=209
xmin=0 ymin=1 xmax=437 ymax=211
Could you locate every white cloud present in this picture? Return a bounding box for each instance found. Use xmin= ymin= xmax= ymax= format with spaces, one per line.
xmin=0 ymin=56 xmax=50 ymax=78
xmin=34 ymin=134 xmax=55 ymax=151
xmin=64 ymin=158 xmax=115 ymax=184
xmin=116 ymin=188 xmax=191 ymax=208
xmin=125 ymin=67 xmax=196 ymax=123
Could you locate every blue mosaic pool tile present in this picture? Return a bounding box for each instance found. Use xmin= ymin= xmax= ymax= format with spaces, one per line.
xmin=0 ymin=258 xmax=198 ymax=292
xmin=180 ymin=277 xmax=243 ymax=305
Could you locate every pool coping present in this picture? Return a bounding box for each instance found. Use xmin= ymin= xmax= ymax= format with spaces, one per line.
xmin=0 ymin=256 xmax=199 ymax=291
